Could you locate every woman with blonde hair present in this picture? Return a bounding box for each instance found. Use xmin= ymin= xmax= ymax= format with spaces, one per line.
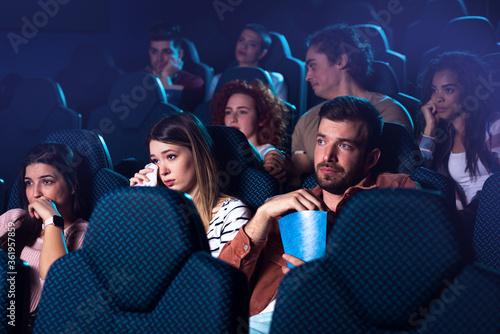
xmin=130 ymin=112 xmax=252 ymax=257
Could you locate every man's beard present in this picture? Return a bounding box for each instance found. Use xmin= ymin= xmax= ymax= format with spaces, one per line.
xmin=315 ymin=161 xmax=365 ymax=195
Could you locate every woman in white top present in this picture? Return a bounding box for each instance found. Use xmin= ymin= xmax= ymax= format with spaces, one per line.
xmin=0 ymin=143 xmax=89 ymax=324
xmin=210 ymin=79 xmax=290 ymax=184
xmin=209 ymin=23 xmax=287 ymax=100
xmin=418 ymin=51 xmax=500 ymax=211
xmin=130 ymin=113 xmax=252 ymax=258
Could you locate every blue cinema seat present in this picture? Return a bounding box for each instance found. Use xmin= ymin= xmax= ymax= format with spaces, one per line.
xmin=181 ymin=38 xmax=214 ymax=102
xmin=34 ymin=187 xmax=249 ymax=333
xmin=207 ymin=125 xmax=281 ymax=211
xmin=87 ymin=72 xmax=181 ymax=169
xmin=271 ymin=188 xmax=500 ymax=333
xmin=0 ymin=78 xmax=80 ymax=193
xmin=473 ymin=172 xmax=500 ymax=271
xmin=55 ymin=43 xmax=124 ymax=127
xmin=353 ymin=24 xmax=407 ymax=93
xmin=419 ymin=16 xmax=500 ymax=76
xmin=261 ymin=31 xmax=307 ymax=115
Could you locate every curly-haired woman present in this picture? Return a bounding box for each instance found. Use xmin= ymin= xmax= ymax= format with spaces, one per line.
xmin=210 ymin=79 xmax=289 ymax=183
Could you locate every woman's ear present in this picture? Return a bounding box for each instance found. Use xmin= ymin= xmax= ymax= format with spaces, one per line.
xmin=71 ymin=187 xmax=76 ymax=195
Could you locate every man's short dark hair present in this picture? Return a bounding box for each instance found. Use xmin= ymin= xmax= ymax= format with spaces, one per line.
xmin=244 ymin=23 xmax=271 ymax=51
xmin=307 ymin=24 xmax=373 ymax=85
xmin=318 ymin=95 xmax=383 ymax=151
xmin=149 ymin=21 xmax=182 ymax=49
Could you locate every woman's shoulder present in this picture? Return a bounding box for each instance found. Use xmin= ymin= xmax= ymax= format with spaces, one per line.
xmin=0 ymin=208 xmax=25 ymax=225
xmin=0 ymin=208 xmax=25 ymax=235
xmin=219 ymin=197 xmax=246 ymax=208
xmin=64 ymin=218 xmax=89 ymax=236
xmin=211 ymin=197 xmax=251 ymax=224
xmin=216 ymin=197 xmax=251 ymax=214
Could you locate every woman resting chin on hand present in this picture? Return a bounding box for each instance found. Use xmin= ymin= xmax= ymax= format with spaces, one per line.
xmin=0 ymin=143 xmax=89 ymax=323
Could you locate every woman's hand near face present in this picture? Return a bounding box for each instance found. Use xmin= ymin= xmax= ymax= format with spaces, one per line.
xmin=421 ymin=99 xmax=439 ymax=136
xmin=129 ymin=166 xmax=157 ymax=186
xmin=30 ymin=195 xmax=69 ymax=280
xmin=28 ymin=197 xmax=60 ymax=222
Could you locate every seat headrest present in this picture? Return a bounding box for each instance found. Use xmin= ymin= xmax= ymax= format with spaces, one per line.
xmin=45 ymin=129 xmax=112 ymax=175
xmin=68 ymin=43 xmax=116 ymax=88
xmin=84 ymin=187 xmax=209 ymax=312
xmin=366 ymin=61 xmax=399 ymax=96
xmin=0 ymin=72 xmax=22 ymax=110
xmin=11 ymin=78 xmax=67 ymax=131
xmin=260 ymin=32 xmax=292 ymax=70
xmin=373 ymin=122 xmax=421 ymax=175
xmin=181 ymin=38 xmax=201 ymax=64
xmin=441 ymin=16 xmax=497 ymax=54
xmin=473 ymin=172 xmax=500 ymax=271
xmin=215 ymin=66 xmax=276 ymax=94
xmin=352 ymin=24 xmax=389 ymax=55
xmin=107 ymin=72 xmax=166 ymax=129
xmin=327 ymin=188 xmax=463 ymax=327
xmin=207 ymin=125 xmax=260 ymax=169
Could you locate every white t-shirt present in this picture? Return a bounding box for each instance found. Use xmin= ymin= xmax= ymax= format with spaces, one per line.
xmin=448 ymin=152 xmax=491 ymax=207
xmin=256 ymin=143 xmax=276 ymax=160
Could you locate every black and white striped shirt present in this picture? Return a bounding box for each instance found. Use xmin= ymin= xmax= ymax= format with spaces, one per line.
xmin=207 ymin=198 xmax=251 ymax=258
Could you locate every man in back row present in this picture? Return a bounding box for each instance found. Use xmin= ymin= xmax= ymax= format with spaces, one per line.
xmin=290 ymin=24 xmax=413 ymax=188
xmin=219 ymin=95 xmax=420 ymax=333
xmin=144 ymin=21 xmax=204 ymax=112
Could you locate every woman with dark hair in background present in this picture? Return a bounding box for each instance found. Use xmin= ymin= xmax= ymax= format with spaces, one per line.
xmin=0 ymin=143 xmax=89 ymax=326
xmin=419 ymin=51 xmax=500 ymax=212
